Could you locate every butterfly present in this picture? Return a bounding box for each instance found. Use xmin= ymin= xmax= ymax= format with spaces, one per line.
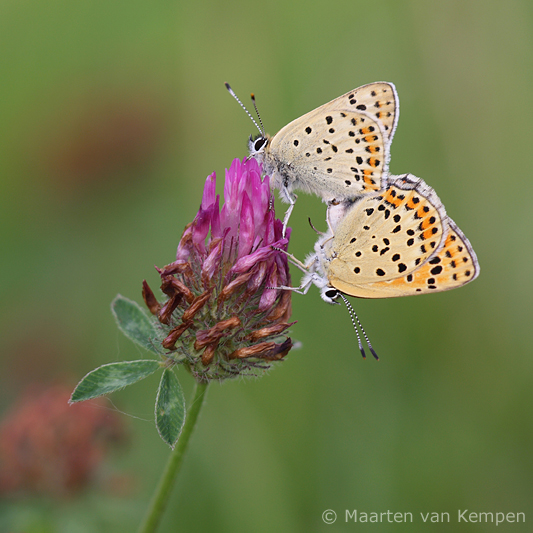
xmin=278 ymin=174 xmax=480 ymax=358
xmin=226 ymin=82 xmax=399 ymax=233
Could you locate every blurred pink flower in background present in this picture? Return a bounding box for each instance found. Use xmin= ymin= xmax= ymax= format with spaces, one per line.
xmin=40 ymin=91 xmax=166 ymax=194
xmin=0 ymin=385 xmax=126 ymax=498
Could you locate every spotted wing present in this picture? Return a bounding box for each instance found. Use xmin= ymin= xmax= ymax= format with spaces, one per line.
xmin=324 ymin=82 xmax=399 ymax=142
xmin=269 ymin=108 xmax=390 ymax=200
xmin=322 ymin=175 xmax=450 ymax=297
xmin=331 ymin=218 xmax=479 ymax=298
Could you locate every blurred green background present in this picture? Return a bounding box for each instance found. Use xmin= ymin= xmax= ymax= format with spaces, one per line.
xmin=1 ymin=0 xmax=532 ymax=531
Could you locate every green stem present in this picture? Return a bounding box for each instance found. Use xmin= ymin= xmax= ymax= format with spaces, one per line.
xmin=138 ymin=380 xmax=209 ymax=533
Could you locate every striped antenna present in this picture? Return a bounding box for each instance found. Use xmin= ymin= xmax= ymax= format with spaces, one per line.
xmin=225 ymin=82 xmax=263 ymax=136
xmin=250 ymin=93 xmax=266 ymax=136
xmin=338 ymin=293 xmax=379 ymax=360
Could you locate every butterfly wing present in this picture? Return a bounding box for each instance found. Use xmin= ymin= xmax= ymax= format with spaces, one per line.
xmin=327 ymin=82 xmax=399 ymax=142
xmin=321 ymin=175 xmax=451 ymax=297
xmin=267 ymin=108 xmax=390 ymax=200
xmin=264 ymin=83 xmax=398 ymax=201
xmin=329 ymin=218 xmax=479 ymax=298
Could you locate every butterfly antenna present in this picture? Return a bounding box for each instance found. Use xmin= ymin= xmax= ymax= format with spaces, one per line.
xmin=225 ymin=82 xmax=263 ymax=136
xmin=339 ymin=293 xmax=379 ymax=360
xmin=250 ymin=93 xmax=266 ymax=136
xmin=338 ymin=293 xmax=365 ymax=359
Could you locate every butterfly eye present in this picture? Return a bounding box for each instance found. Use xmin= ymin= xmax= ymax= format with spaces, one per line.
xmin=253 ymin=136 xmax=268 ymax=152
xmin=325 ymin=289 xmax=339 ymax=299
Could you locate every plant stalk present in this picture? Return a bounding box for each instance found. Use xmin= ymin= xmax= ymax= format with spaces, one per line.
xmin=138 ymin=380 xmax=209 ymax=533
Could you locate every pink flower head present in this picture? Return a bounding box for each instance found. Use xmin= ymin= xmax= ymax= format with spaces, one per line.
xmin=143 ymin=158 xmax=294 ymax=381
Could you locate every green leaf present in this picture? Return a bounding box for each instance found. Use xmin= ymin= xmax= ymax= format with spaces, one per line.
xmin=112 ymin=294 xmax=162 ymax=354
xmin=155 ymin=368 xmax=186 ymax=448
xmin=70 ymin=360 xmax=161 ymax=402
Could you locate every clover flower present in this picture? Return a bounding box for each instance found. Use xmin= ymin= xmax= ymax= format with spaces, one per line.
xmin=142 ymin=158 xmax=294 ymax=381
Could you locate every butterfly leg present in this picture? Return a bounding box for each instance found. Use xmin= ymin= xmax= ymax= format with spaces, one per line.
xmin=271 ymin=246 xmax=316 ymax=274
xmin=281 ymin=191 xmax=298 ymax=238
xmin=308 ymin=217 xmax=325 ymax=235
xmin=267 ymin=274 xmax=316 ymax=295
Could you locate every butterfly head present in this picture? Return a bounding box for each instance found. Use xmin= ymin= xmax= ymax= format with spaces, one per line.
xmin=248 ymin=133 xmax=271 ymax=163
xmin=320 ymin=286 xmax=341 ymax=305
